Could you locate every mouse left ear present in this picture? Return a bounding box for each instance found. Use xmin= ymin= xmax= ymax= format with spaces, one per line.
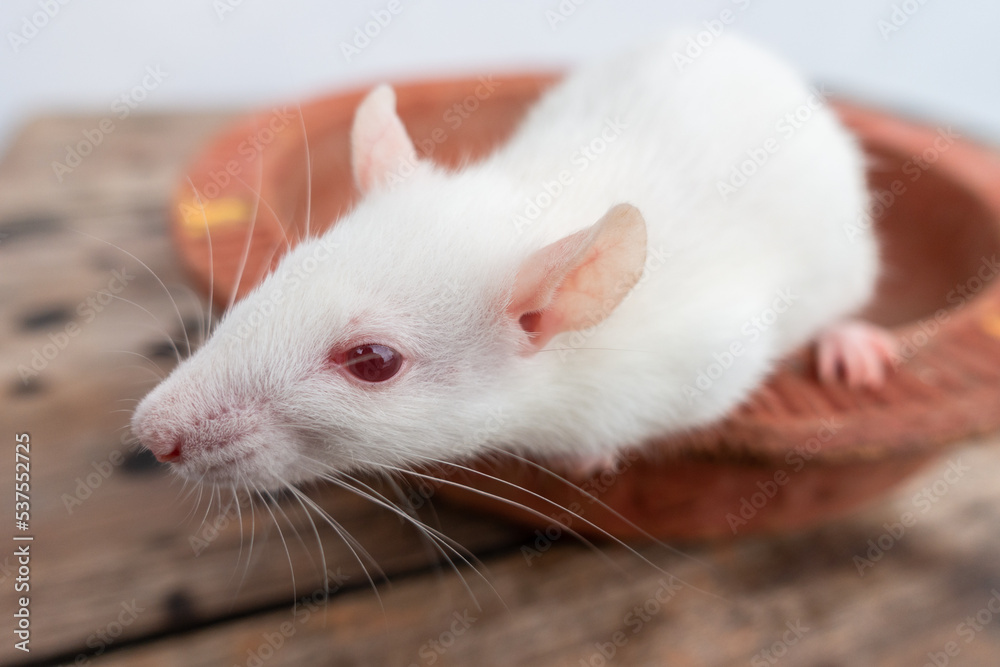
xmin=507 ymin=203 xmax=648 ymax=353
xmin=351 ymin=84 xmax=421 ymax=194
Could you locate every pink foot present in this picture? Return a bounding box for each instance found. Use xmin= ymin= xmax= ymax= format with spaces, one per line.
xmin=548 ymin=453 xmax=616 ymax=481
xmin=815 ymin=319 xmax=897 ymax=389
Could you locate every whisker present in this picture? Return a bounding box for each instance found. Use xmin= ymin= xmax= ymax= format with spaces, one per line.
xmin=168 ymin=283 xmax=210 ymax=348
xmin=103 ymin=363 xmax=164 ymax=384
xmin=318 ymin=468 xmax=499 ymax=611
xmin=104 ymin=349 xmax=169 ymax=376
xmin=98 ymin=292 xmax=184 ymax=364
xmin=536 ymin=347 xmax=650 ymax=354
xmin=269 ymin=481 xmax=325 ymax=582
xmin=282 ymin=484 xmax=330 ymax=625
xmin=234 ymin=479 xmax=259 ymax=602
xmin=226 ymin=143 xmax=266 ymax=314
xmin=374 ymin=457 xmax=729 ymax=602
xmin=232 ymin=173 xmax=295 ymax=250
xmin=296 ymin=102 xmax=314 ymax=241
xmin=362 ymin=459 xmax=626 ymax=575
xmin=280 ymin=481 xmax=387 ymax=619
xmin=384 ymin=475 xmax=450 ymax=570
xmin=183 ymin=471 xmax=212 ymax=525
xmin=196 ymin=482 xmax=219 ymax=538
xmin=173 ymin=477 xmax=191 ymax=511
xmin=181 ymin=477 xmax=206 ymax=526
xmin=338 ymin=470 xmax=493 ymax=577
xmin=252 ymin=482 xmax=299 ymax=612
xmin=73 ymin=229 xmax=192 ymax=356
xmin=229 ymin=485 xmax=246 ymax=588
xmin=183 ymin=178 xmax=217 ymax=339
xmin=459 ymin=451 xmax=714 ymax=571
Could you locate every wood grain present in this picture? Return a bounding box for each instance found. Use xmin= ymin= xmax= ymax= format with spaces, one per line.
xmin=0 ymin=114 xmax=527 ymax=665
xmin=79 ymin=445 xmax=1000 ymax=667
xmin=3 ymin=112 xmax=1000 ymax=667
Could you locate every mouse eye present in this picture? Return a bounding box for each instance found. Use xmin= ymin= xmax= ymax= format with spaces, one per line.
xmin=340 ymin=344 xmax=402 ymax=382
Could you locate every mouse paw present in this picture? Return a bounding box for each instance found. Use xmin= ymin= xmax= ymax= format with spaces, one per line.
xmin=815 ymin=319 xmax=898 ymax=389
xmin=547 ymin=453 xmax=617 ymax=481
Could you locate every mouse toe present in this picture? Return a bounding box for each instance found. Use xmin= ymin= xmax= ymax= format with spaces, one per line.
xmin=814 ymin=319 xmax=898 ymax=389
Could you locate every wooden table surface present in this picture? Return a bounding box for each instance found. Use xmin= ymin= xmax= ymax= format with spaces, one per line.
xmin=3 ymin=112 xmax=1000 ymax=667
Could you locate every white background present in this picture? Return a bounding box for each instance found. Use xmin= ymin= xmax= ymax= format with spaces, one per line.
xmin=2 ymin=0 xmax=999 ymax=154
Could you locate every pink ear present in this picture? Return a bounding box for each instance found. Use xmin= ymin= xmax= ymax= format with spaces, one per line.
xmin=508 ymin=203 xmax=647 ymax=352
xmin=351 ymin=85 xmax=419 ymax=193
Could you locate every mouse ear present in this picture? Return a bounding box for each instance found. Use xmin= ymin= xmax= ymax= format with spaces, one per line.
xmin=507 ymin=203 xmax=647 ymax=353
xmin=351 ymin=84 xmax=420 ymax=194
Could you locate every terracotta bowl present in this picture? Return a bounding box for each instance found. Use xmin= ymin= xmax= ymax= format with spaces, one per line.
xmin=170 ymin=74 xmax=1000 ymax=540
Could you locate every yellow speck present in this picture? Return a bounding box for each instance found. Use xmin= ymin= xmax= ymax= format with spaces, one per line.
xmin=178 ymin=197 xmax=250 ymax=236
xmin=980 ymin=312 xmax=1000 ymax=339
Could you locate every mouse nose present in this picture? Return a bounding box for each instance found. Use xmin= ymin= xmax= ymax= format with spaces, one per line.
xmin=155 ymin=439 xmax=183 ymax=463
xmin=143 ymin=433 xmax=185 ymax=464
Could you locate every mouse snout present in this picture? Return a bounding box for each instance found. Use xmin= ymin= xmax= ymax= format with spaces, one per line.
xmin=142 ymin=427 xmax=241 ymax=465
xmin=146 ymin=434 xmax=183 ymax=464
xmin=132 ymin=390 xmax=265 ymax=471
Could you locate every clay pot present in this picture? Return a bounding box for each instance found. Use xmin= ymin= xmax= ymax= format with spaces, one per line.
xmin=171 ymin=75 xmax=1000 ymax=540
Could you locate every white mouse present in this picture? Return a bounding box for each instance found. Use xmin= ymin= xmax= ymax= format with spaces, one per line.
xmin=132 ymin=32 xmax=895 ymax=489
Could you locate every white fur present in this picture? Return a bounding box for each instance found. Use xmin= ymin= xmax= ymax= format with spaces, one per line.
xmin=132 ymin=32 xmax=877 ymax=488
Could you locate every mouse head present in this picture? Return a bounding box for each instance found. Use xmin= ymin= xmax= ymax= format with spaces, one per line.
xmin=131 ymin=85 xmax=647 ymax=490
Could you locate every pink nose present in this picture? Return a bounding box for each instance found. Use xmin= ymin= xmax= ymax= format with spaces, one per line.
xmin=147 ymin=436 xmax=184 ymax=464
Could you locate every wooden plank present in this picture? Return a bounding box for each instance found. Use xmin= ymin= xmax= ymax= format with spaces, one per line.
xmin=87 ymin=441 xmax=1000 ymax=666
xmin=5 ymin=111 xmax=1000 ymax=666
xmin=0 ymin=115 xmax=528 ymax=665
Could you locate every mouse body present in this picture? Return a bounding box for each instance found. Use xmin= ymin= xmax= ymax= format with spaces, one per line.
xmin=133 ymin=32 xmax=887 ymax=489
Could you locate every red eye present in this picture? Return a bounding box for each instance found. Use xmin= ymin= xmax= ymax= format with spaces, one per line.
xmin=341 ymin=344 xmax=402 ymax=382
